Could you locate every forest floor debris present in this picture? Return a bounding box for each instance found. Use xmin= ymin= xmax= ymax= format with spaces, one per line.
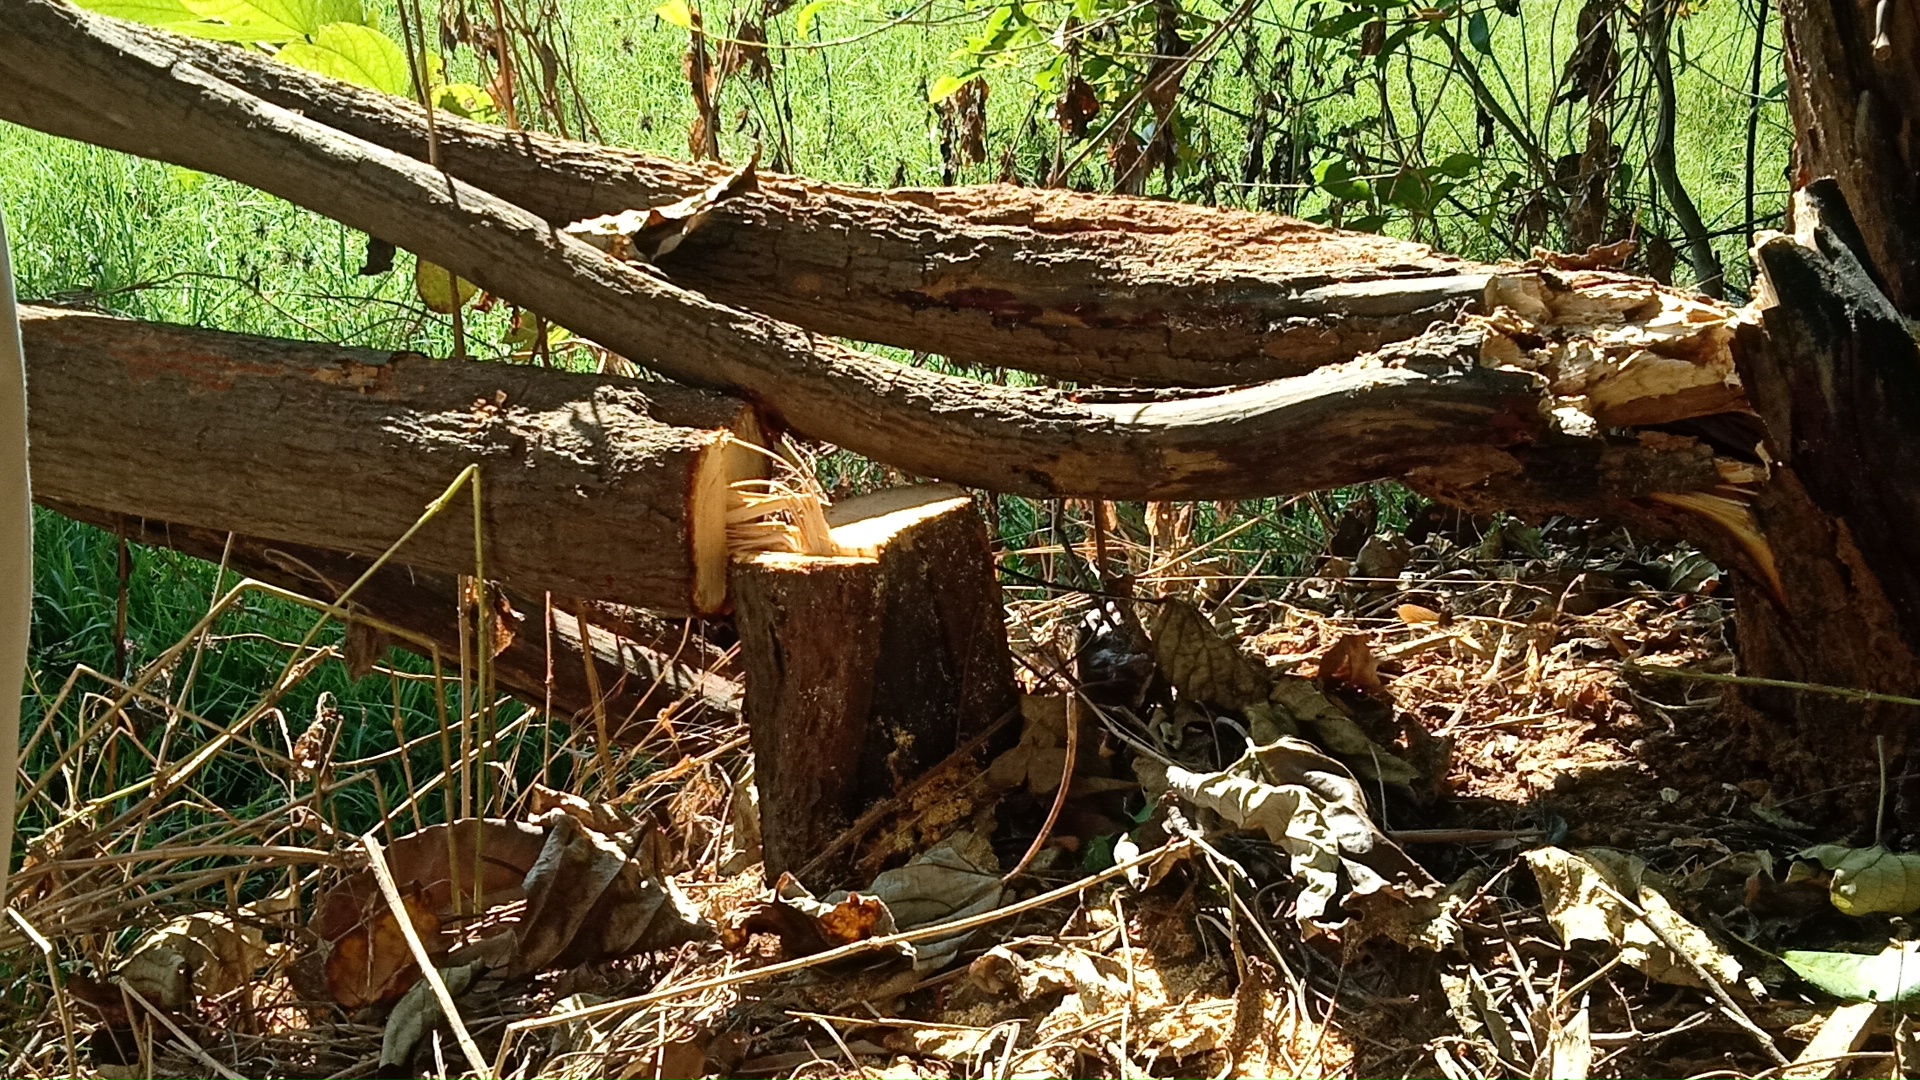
xmin=3 ymin=505 xmax=1915 ymax=1079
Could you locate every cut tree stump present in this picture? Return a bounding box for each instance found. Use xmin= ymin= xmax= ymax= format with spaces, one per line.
xmin=732 ymin=484 xmax=1018 ymax=883
xmin=19 ymin=306 xmax=767 ymax=615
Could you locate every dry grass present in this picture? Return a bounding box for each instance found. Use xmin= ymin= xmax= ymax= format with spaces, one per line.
xmin=2 ymin=497 xmax=1897 ymax=1080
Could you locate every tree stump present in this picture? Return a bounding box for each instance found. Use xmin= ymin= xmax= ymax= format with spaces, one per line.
xmin=732 ymin=484 xmax=1017 ymax=884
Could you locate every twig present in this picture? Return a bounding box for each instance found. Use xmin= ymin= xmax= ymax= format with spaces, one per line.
xmin=118 ymin=980 xmax=246 ymax=1080
xmin=6 ymin=910 xmax=78 ymax=1075
xmin=1002 ymin=693 xmax=1081 ymax=883
xmin=1597 ymin=881 xmax=1788 ymax=1067
xmin=359 ymin=832 xmax=491 ymax=1079
xmin=1621 ymin=664 xmax=1920 ymax=707
xmin=492 ymin=837 xmax=1194 ymax=1075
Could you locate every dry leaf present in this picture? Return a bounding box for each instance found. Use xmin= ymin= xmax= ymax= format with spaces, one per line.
xmin=985 ymin=694 xmax=1134 ymax=797
xmin=378 ymin=960 xmax=481 ymax=1070
xmin=1152 ymin=599 xmax=1269 ymax=711
xmin=1317 ymin=633 xmax=1385 ymax=698
xmin=117 ymin=911 xmax=268 ymax=1011
xmin=1269 ymin=677 xmax=1419 ymax=785
xmin=1525 ymin=846 xmax=1743 ymax=989
xmin=1146 ymin=739 xmax=1446 ymax=946
xmin=564 ymin=151 xmax=760 ymax=264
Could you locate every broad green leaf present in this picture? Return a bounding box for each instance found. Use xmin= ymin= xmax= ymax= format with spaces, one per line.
xmin=176 ymin=0 xmax=365 ymax=41
xmin=1310 ymin=9 xmax=1372 ymax=38
xmin=434 ymin=83 xmax=498 ymax=123
xmin=928 ymin=72 xmax=977 ymax=103
xmin=654 ymin=0 xmax=693 ymax=29
xmin=70 ymin=0 xmax=201 ymax=27
xmin=793 ymin=0 xmax=832 ymax=37
xmin=1439 ymin=151 xmax=1482 ymax=179
xmin=415 ymin=260 xmax=478 ymax=314
xmin=1467 ymin=9 xmax=1492 ymax=53
xmin=277 ymin=23 xmax=411 ymax=95
xmin=1800 ymin=844 xmax=1920 ymax=916
xmin=1783 ymin=942 xmax=1920 ymax=1002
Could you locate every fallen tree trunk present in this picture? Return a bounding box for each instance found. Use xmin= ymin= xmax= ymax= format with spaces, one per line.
xmin=18 ymin=305 xmax=766 ymax=615
xmin=0 ymin=1 xmax=1750 ymax=505
xmin=45 ymin=503 xmax=743 ymax=739
xmin=137 ymin=25 xmax=1487 ymax=388
xmin=733 ymin=485 xmax=1017 ymax=882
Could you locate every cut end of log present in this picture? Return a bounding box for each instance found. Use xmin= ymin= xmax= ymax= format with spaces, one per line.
xmin=826 ymin=485 xmax=975 ymax=556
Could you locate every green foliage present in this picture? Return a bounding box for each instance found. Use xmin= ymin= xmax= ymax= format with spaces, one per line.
xmin=1783 ymin=942 xmax=1920 ymax=1003
xmin=75 ymin=0 xmax=370 ymax=42
xmin=277 ymin=20 xmax=412 ymax=94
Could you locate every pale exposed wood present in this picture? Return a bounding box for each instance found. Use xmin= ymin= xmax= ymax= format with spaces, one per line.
xmin=0 ymin=1 xmax=1746 ymax=503
xmin=1782 ymin=1003 xmax=1880 ymax=1080
xmin=42 ymin=503 xmax=741 ymax=739
xmin=135 ymin=25 xmax=1487 ymax=387
xmin=0 ymin=206 xmax=29 ymax=909
xmin=17 ymin=305 xmax=764 ymax=615
xmin=733 ymin=484 xmax=1016 ymax=884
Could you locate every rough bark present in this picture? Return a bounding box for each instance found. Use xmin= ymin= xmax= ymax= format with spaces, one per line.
xmin=134 ymin=24 xmax=1486 ymax=387
xmin=1721 ymin=183 xmax=1920 ymax=823
xmin=0 ymin=0 xmax=1748 ymax=504
xmin=44 ymin=503 xmax=742 ymax=739
xmin=733 ymin=485 xmax=1017 ymax=883
xmin=1780 ymin=0 xmax=1920 ymax=315
xmin=18 ymin=305 xmax=764 ymax=615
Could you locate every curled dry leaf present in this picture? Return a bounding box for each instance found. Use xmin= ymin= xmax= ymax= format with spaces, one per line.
xmin=313 ymin=815 xmax=707 ymax=1006
xmin=1798 ymin=844 xmax=1920 ymax=916
xmin=564 ymin=150 xmax=760 ymax=264
xmin=985 ymin=694 xmax=1135 ymax=797
xmin=723 ymin=830 xmax=1000 ymax=970
xmin=117 ymin=911 xmax=269 ymax=1011
xmin=1316 ymin=633 xmax=1385 ymax=698
xmin=1144 ymin=739 xmax=1446 ymax=947
xmin=1151 ymin=599 xmax=1269 ymax=711
xmin=1525 ymin=846 xmax=1742 ymax=990
xmin=378 ymin=960 xmax=482 ymax=1069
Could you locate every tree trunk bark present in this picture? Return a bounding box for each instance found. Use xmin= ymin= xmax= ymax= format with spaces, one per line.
xmin=1718 ymin=183 xmax=1920 ymax=825
xmin=133 ymin=24 xmax=1486 ymax=388
xmin=0 ymin=0 xmax=1751 ymax=504
xmin=18 ymin=305 xmax=765 ymax=615
xmin=43 ymin=503 xmax=743 ymax=741
xmin=733 ymin=485 xmax=1017 ymax=885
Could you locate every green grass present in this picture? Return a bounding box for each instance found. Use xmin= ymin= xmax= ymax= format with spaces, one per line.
xmin=0 ymin=0 xmax=1789 ymax=845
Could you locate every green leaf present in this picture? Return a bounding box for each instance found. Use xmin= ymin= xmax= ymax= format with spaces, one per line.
xmin=175 ymin=0 xmax=365 ymax=41
xmin=415 ymin=259 xmax=478 ymax=314
xmin=277 ymin=23 xmax=411 ymax=95
xmin=1372 ymin=20 xmax=1422 ymax=65
xmin=793 ymin=0 xmax=832 ymax=36
xmin=70 ymin=0 xmax=201 ymax=28
xmin=654 ymin=0 xmax=693 ymax=28
xmin=434 ymin=83 xmax=498 ymax=123
xmin=1800 ymin=844 xmax=1920 ymax=916
xmin=1310 ymin=8 xmax=1372 ymax=36
xmin=928 ymin=72 xmax=975 ymax=103
xmin=1783 ymin=942 xmax=1920 ymax=1002
xmin=1438 ymin=151 xmax=1482 ymax=178
xmin=1313 ymin=158 xmax=1372 ymax=202
xmin=1467 ymin=9 xmax=1492 ymax=53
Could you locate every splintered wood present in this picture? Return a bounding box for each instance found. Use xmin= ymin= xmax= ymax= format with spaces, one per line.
xmin=731 ymin=484 xmax=1018 ymax=884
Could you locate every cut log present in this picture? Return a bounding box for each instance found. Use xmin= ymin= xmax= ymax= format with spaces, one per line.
xmin=133 ymin=25 xmax=1488 ymax=387
xmin=0 ymin=3 xmax=1752 ymax=503
xmin=45 ymin=503 xmax=742 ymax=739
xmin=18 ymin=305 xmax=767 ymax=615
xmin=733 ymin=484 xmax=1017 ymax=883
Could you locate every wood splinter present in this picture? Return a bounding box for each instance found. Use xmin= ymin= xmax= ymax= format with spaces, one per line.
xmin=731 ymin=483 xmax=1019 ymax=885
